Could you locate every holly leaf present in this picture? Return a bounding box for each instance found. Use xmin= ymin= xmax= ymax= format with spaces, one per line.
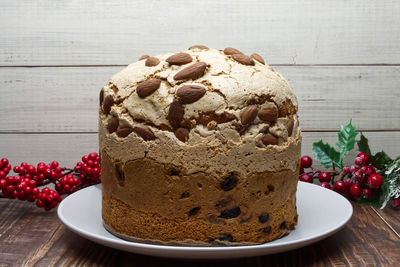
xmin=372 ymin=151 xmax=393 ymax=170
xmin=357 ymin=133 xmax=371 ymax=156
xmin=312 ymin=140 xmax=342 ymax=168
xmin=336 ymin=120 xmax=358 ymax=157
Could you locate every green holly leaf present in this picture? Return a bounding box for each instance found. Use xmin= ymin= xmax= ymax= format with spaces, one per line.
xmin=312 ymin=140 xmax=342 ymax=169
xmin=336 ymin=119 xmax=358 ymax=157
xmin=372 ymin=151 xmax=393 ymax=170
xmin=357 ymin=133 xmax=371 ymax=156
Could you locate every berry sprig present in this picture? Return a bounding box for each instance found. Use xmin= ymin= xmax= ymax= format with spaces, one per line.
xmin=302 ymin=120 xmax=400 ymax=209
xmin=0 ymin=153 xmax=101 ymax=211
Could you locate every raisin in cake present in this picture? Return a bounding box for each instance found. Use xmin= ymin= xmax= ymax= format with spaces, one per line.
xmin=100 ymin=46 xmax=301 ymax=246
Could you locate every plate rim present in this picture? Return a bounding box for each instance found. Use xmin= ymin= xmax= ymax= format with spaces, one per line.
xmin=57 ymin=182 xmax=353 ymax=257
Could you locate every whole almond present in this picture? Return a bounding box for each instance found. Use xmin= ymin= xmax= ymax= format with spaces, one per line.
xmin=262 ymin=134 xmax=279 ymax=146
xmin=258 ymin=106 xmax=278 ymax=122
xmin=116 ymin=127 xmax=133 ymax=138
xmin=173 ymin=62 xmax=207 ymax=80
xmin=139 ymin=55 xmax=150 ymax=60
xmin=188 ymin=45 xmax=209 ymax=50
xmin=134 ymin=127 xmax=156 ymax=141
xmin=107 ymin=117 xmax=119 ymax=133
xmin=241 ymin=105 xmax=258 ymax=125
xmin=176 ymin=85 xmax=206 ymax=104
xmin=224 ymin=47 xmax=243 ymax=55
xmin=287 ymin=117 xmax=295 ymax=137
xmin=232 ymin=54 xmax=255 ymax=66
xmin=99 ymin=89 xmax=104 ymax=106
xmin=166 ymin=52 xmax=193 ymax=65
xmin=145 ymin=57 xmax=160 ymax=67
xmin=103 ymin=95 xmax=114 ymax=115
xmin=174 ymin=128 xmax=189 ymax=142
xmin=136 ymin=78 xmax=161 ymax=98
xmin=167 ymin=100 xmax=184 ymax=128
xmin=250 ymin=53 xmax=265 ymax=64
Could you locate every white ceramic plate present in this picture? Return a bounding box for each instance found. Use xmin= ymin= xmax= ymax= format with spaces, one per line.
xmin=57 ymin=182 xmax=353 ymax=259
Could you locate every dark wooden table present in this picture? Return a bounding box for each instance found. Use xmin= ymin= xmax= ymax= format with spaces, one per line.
xmin=0 ymin=198 xmax=399 ymax=266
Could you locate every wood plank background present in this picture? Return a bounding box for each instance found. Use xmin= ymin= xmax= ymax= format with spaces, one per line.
xmin=0 ymin=0 xmax=399 ymax=166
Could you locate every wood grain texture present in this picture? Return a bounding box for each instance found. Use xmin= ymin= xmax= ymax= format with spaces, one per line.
xmin=1 ymin=66 xmax=399 ymax=133
xmin=0 ymin=199 xmax=398 ymax=266
xmin=0 ymin=0 xmax=399 ymax=65
xmin=374 ymin=207 xmax=400 ymax=238
xmin=0 ymin=132 xmax=398 ymax=169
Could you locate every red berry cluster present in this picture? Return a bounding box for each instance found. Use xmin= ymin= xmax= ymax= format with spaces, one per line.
xmin=0 ymin=153 xmax=101 ymax=211
xmin=299 ymin=153 xmax=386 ymax=202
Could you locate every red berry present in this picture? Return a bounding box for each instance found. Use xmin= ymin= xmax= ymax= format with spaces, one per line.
xmin=44 ymin=168 xmax=51 ymax=177
xmin=300 ymin=156 xmax=313 ymax=168
xmin=20 ymin=162 xmax=28 ymax=168
xmin=357 ymin=152 xmax=370 ymax=165
xmin=350 ymin=165 xmax=358 ymax=173
xmin=13 ymin=166 xmax=20 ymax=173
xmin=63 ymin=184 xmax=71 ymax=191
xmin=1 ymin=158 xmax=9 ymax=167
xmin=0 ymin=179 xmax=6 ymax=189
xmin=37 ymin=164 xmax=45 ymax=173
xmin=368 ymin=174 xmax=383 ymax=189
xmin=359 ymin=166 xmax=368 ymax=173
xmin=299 ymin=173 xmax=313 ymax=183
xmin=17 ymin=191 xmax=26 ymax=200
xmin=343 ymin=178 xmax=353 ymax=189
xmin=354 ymin=157 xmax=364 ymax=166
xmin=320 ymin=182 xmax=331 ymax=189
xmin=2 ymin=167 xmax=10 ymax=174
xmin=51 ymin=161 xmax=59 ymax=168
xmin=89 ymin=152 xmax=98 ymax=160
xmin=349 ymin=184 xmax=361 ymax=198
xmin=27 ymin=165 xmax=36 ymax=175
xmin=363 ymin=188 xmax=374 ymax=200
xmin=342 ymin=166 xmax=350 ymax=174
xmin=55 ymin=166 xmax=62 ymax=173
xmin=27 ymin=194 xmax=36 ymax=202
xmin=333 ymin=181 xmax=346 ymax=193
xmin=5 ymin=185 xmax=15 ymax=194
xmin=393 ymin=198 xmax=400 ymax=208
xmin=0 ymin=171 xmax=5 ymax=179
xmin=82 ymin=155 xmax=89 ymax=163
xmin=32 ymin=187 xmax=39 ymax=195
xmin=318 ymin=172 xmax=332 ymax=183
xmin=42 ymin=187 xmax=50 ymax=194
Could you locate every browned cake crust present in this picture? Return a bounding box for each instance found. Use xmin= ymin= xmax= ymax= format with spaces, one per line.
xmin=99 ymin=46 xmax=301 ymax=246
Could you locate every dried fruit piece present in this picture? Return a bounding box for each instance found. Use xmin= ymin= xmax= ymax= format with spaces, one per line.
xmin=99 ymin=89 xmax=104 ymax=106
xmin=136 ymin=78 xmax=161 ymax=98
xmin=176 ymin=85 xmax=206 ymax=104
xmin=287 ymin=117 xmax=294 ymax=137
xmin=102 ymin=95 xmax=114 ymax=115
xmin=262 ymin=226 xmax=272 ymax=234
xmin=134 ymin=127 xmax=156 ymax=141
xmin=145 ymin=57 xmax=160 ymax=67
xmin=258 ymin=213 xmax=270 ymax=223
xmin=180 ymin=191 xmax=190 ymax=198
xmin=240 ymin=105 xmax=258 ymax=125
xmin=280 ymin=221 xmax=288 ymax=229
xmin=219 ymin=206 xmax=241 ymax=219
xmin=223 ymin=47 xmax=243 ymax=55
xmin=188 ymin=45 xmax=209 ymax=50
xmin=232 ymin=54 xmax=255 ymax=66
xmin=174 ymin=128 xmax=189 ymax=142
xmin=258 ymin=106 xmax=278 ymax=122
xmin=106 ymin=117 xmax=119 ymax=133
xmin=167 ymin=101 xmax=184 ymax=128
xmin=220 ymin=173 xmax=238 ymax=191
xmin=116 ymin=127 xmax=133 ymax=138
xmin=188 ymin=207 xmax=200 ymax=216
xmin=139 ymin=55 xmax=150 ymax=60
xmin=173 ymin=62 xmax=207 ymax=80
xmin=262 ymin=134 xmax=279 ymax=146
xmin=166 ymin=52 xmax=192 ymax=65
xmin=250 ymin=53 xmax=265 ymax=64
